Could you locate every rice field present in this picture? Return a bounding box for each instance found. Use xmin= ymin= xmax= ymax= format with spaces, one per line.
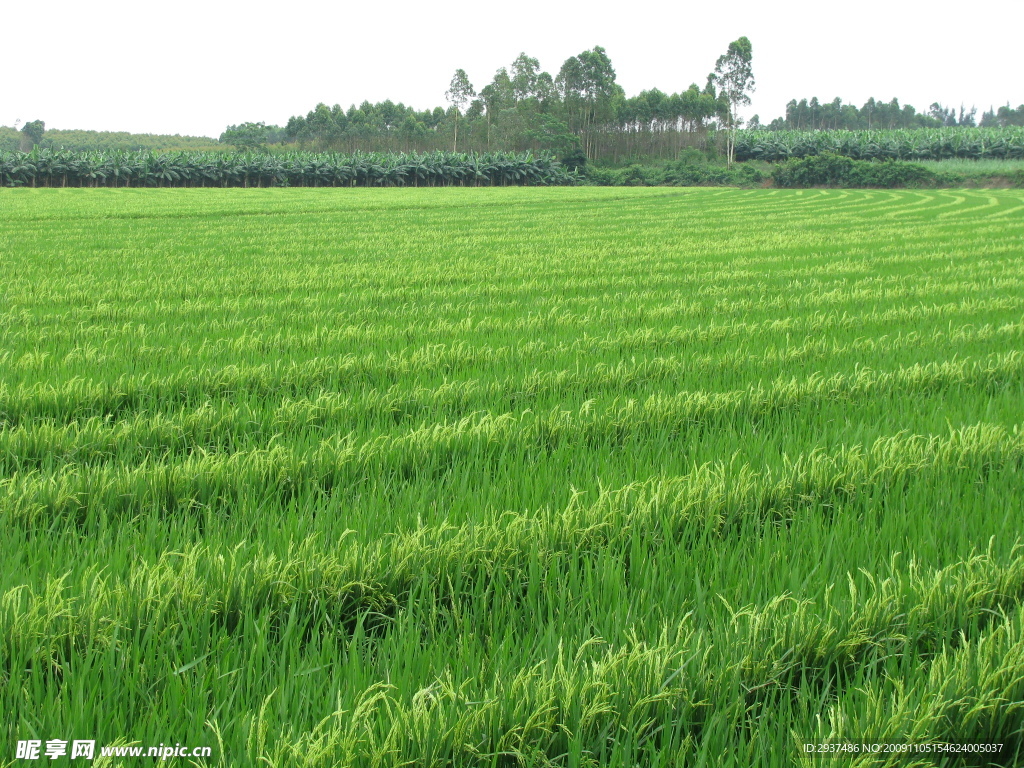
xmin=2 ymin=186 xmax=1023 ymax=767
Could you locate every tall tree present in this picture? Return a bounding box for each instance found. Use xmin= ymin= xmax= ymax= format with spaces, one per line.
xmin=864 ymin=97 xmax=877 ymax=129
xmin=555 ymin=55 xmax=585 ymax=135
xmin=958 ymin=104 xmax=977 ymax=128
xmin=21 ymin=119 xmax=45 ymax=151
xmin=480 ymin=68 xmax=514 ymax=150
xmin=535 ymin=72 xmax=557 ymax=111
xmin=929 ymin=102 xmax=957 ymax=127
xmin=557 ymin=46 xmax=620 ymax=159
xmin=445 ymin=69 xmax=476 ymax=152
xmin=709 ymin=37 xmax=754 ymax=167
xmin=511 ymin=53 xmax=541 ymax=102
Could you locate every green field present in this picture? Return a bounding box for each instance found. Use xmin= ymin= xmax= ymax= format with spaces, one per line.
xmin=2 ymin=187 xmax=1024 ymax=767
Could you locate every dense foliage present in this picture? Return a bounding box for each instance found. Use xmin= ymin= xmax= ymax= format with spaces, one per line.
xmin=771 ymin=154 xmax=940 ymax=188
xmin=277 ymin=48 xmax=1020 ymax=165
xmin=219 ymin=122 xmax=289 ymax=149
xmin=9 ymin=41 xmax=1021 ymax=167
xmin=982 ymin=103 xmax=1024 ymax=127
xmin=0 ymin=125 xmax=222 ymax=153
xmin=279 ymin=46 xmax=734 ymax=164
xmin=762 ymin=96 xmax=967 ymax=131
xmin=3 ymin=188 xmax=1024 ymax=764
xmin=735 ymin=127 xmax=1024 ymax=162
xmin=0 ymin=149 xmax=576 ymax=188
xmin=586 ymin=155 xmax=765 ymax=187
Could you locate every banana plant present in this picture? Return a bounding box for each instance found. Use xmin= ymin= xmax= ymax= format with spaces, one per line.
xmin=0 ymin=148 xmax=578 ymax=187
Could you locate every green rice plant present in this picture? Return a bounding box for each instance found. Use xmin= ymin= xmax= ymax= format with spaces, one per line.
xmin=0 ymin=186 xmax=1022 ymax=765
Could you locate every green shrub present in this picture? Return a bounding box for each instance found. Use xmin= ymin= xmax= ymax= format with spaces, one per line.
xmin=560 ymin=147 xmax=588 ymax=173
xmin=739 ymin=164 xmax=765 ymax=184
xmin=662 ymin=163 xmax=722 ymax=186
xmin=616 ymin=164 xmax=653 ymax=186
xmin=583 ymin=167 xmax=617 ymax=186
xmin=584 ymin=159 xmax=764 ymax=187
xmin=773 ymin=154 xmax=940 ymax=188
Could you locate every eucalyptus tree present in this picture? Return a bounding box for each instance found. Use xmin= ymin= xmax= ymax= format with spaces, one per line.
xmin=511 ymin=53 xmax=541 ymax=102
xmin=556 ymin=55 xmax=585 ymax=134
xmin=981 ymin=104 xmax=1024 ymax=127
xmin=555 ymin=47 xmax=620 ymax=159
xmin=709 ymin=36 xmax=755 ymax=167
xmin=445 ymin=69 xmax=476 ymax=152
xmin=480 ymin=68 xmax=516 ymax=149
xmin=399 ymin=116 xmax=427 ymax=152
xmin=576 ymin=47 xmax=621 ymax=159
xmin=535 ymin=72 xmax=558 ymax=111
xmin=865 ymin=97 xmax=878 ymax=129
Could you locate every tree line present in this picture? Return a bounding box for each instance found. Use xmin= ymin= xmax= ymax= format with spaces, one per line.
xmin=759 ymin=98 xmax=1024 ymax=132
xmin=9 ymin=39 xmax=1023 ymax=167
xmin=0 ymin=123 xmax=222 ymax=153
xmin=255 ymin=42 xmax=1016 ymax=165
xmin=259 ymin=44 xmax=751 ymax=165
xmin=981 ymin=104 xmax=1024 ymax=128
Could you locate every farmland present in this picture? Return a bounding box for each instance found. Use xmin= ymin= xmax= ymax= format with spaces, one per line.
xmin=0 ymin=150 xmax=575 ymax=189
xmin=734 ymin=127 xmax=1024 ymax=162
xmin=2 ymin=187 xmax=1024 ymax=766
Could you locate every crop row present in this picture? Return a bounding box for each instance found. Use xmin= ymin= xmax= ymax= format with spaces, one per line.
xmin=6 ymin=246 xmax=1021 ymax=346
xmin=3 ymin=188 xmax=1022 ymax=764
xmin=1 ymin=357 xmax=1019 ymax=526
xmin=5 ymin=420 xmax=1022 ymax=650
xmin=5 ymin=499 xmax=1023 ymax=764
xmin=735 ymin=127 xmax=1024 ymax=161
xmin=815 ymin=609 xmax=1024 ymax=767
xmin=8 ymin=291 xmax=1020 ymax=373
xmin=5 ymin=281 xmax=1020 ymax=365
xmin=1 ymin=351 xmax=1021 ymax=474
xmin=0 ymin=149 xmax=577 ymax=188
xmin=3 ymin=308 xmax=1021 ymax=430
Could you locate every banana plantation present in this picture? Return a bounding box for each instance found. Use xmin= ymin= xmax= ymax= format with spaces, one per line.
xmin=735 ymin=126 xmax=1024 ymax=161
xmin=0 ymin=149 xmax=577 ymax=188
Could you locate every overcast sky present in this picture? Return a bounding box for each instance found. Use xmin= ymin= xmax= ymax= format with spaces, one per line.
xmin=6 ymin=0 xmax=1022 ymax=137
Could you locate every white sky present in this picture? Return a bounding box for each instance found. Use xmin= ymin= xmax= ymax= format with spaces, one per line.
xmin=5 ymin=0 xmax=1022 ymax=137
